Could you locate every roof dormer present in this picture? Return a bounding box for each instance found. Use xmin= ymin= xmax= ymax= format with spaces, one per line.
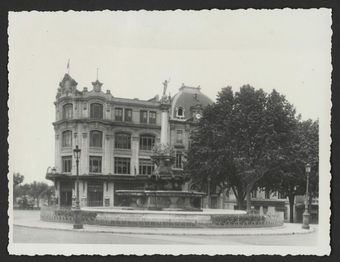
xmin=92 ymin=79 xmax=103 ymax=92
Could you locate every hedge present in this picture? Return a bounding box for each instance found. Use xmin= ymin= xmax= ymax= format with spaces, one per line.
xmin=211 ymin=214 xmax=270 ymax=226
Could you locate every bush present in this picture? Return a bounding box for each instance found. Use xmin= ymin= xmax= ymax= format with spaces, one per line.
xmin=211 ymin=214 xmax=266 ymax=226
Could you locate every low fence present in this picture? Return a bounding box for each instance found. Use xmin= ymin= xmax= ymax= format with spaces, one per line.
xmin=40 ymin=206 xmax=283 ymax=228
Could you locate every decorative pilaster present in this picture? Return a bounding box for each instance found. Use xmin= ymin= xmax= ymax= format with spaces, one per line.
xmin=103 ymin=134 xmax=112 ymax=174
xmin=80 ymin=132 xmax=88 ymax=175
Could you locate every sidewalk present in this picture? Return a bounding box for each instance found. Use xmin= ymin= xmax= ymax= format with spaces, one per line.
xmin=13 ymin=210 xmax=316 ymax=236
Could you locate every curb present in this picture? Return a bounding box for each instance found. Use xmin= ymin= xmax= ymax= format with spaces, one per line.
xmin=13 ymin=222 xmax=315 ymax=237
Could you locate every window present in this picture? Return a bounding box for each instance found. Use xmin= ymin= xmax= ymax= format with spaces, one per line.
xmin=115 ymin=108 xmax=123 ymax=121
xmin=125 ymin=109 xmax=132 ymax=122
xmin=90 ymin=103 xmax=103 ymax=119
xmin=149 ymin=111 xmax=157 ymax=124
xmin=175 ymin=152 xmax=183 ymax=169
xmin=90 ymin=130 xmax=102 ymax=147
xmin=114 ymin=133 xmax=131 ymax=149
xmin=62 ymin=156 xmax=72 ymax=173
xmin=140 ymin=110 xmax=148 ymax=123
xmin=114 ymin=157 xmax=130 ymax=174
xmin=176 ymin=107 xmax=184 ymax=118
xmin=62 ymin=130 xmax=72 ymax=147
xmin=176 ymin=130 xmax=183 ymax=144
xmin=63 ymin=103 xmax=73 ymax=119
xmin=89 ymin=156 xmax=102 ymax=173
xmin=139 ymin=134 xmax=155 ymax=151
xmin=139 ymin=159 xmax=154 ymax=175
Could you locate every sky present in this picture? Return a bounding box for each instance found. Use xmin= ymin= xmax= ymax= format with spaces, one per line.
xmin=8 ymin=9 xmax=332 ymax=183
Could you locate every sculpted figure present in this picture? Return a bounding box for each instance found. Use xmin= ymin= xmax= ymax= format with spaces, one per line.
xmin=162 ymin=79 xmax=168 ymax=96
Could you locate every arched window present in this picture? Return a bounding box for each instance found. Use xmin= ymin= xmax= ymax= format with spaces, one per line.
xmin=139 ymin=134 xmax=155 ymax=151
xmin=90 ymin=130 xmax=103 ymax=147
xmin=176 ymin=107 xmax=184 ymax=118
xmin=115 ymin=132 xmax=131 ymax=149
xmin=63 ymin=103 xmax=73 ymax=119
xmin=90 ymin=103 xmax=103 ymax=119
xmin=62 ymin=130 xmax=72 ymax=147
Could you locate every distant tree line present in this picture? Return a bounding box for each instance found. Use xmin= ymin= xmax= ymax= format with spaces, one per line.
xmin=185 ymin=85 xmax=318 ymax=222
xmin=13 ymin=173 xmax=55 ymax=209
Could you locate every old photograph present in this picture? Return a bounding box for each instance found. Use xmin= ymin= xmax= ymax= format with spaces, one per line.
xmin=7 ymin=9 xmax=331 ymax=255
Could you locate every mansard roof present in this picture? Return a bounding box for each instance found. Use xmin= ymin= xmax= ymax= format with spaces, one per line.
xmin=170 ymin=84 xmax=213 ymax=120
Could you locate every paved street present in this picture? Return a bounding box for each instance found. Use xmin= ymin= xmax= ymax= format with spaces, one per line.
xmin=13 ymin=225 xmax=318 ymax=245
xmin=12 ymin=210 xmax=318 ymax=245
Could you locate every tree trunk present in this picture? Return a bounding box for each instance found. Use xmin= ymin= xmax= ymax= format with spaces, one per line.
xmin=231 ymin=186 xmax=246 ymax=210
xmin=288 ymin=194 xmax=295 ymax=223
xmin=246 ymin=191 xmax=251 ymax=213
xmin=236 ymin=197 xmax=245 ymax=210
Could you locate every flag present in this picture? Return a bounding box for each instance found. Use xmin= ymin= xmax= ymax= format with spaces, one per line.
xmin=67 ymin=59 xmax=70 ymax=73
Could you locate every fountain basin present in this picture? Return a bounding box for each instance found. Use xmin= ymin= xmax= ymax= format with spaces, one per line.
xmin=81 ymin=207 xmax=248 ymax=227
xmin=40 ymin=206 xmax=284 ymax=228
xmin=115 ymin=190 xmax=206 ymax=211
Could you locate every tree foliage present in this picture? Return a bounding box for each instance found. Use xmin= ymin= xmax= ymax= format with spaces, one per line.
xmin=185 ymin=85 xmax=308 ymax=211
xmin=13 ymin=173 xmax=55 ymax=208
xmin=257 ymin=119 xmax=319 ymax=221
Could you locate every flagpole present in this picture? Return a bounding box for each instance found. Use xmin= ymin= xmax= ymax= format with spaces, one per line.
xmin=67 ymin=59 xmax=70 ymax=74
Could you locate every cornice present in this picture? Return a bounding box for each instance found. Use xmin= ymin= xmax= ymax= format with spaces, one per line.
xmin=55 ymin=95 xmax=161 ymax=109
xmin=53 ymin=118 xmax=161 ymax=130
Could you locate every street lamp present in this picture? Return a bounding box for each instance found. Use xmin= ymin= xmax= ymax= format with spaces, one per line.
xmin=302 ymin=163 xmax=311 ymax=229
xmin=73 ymin=145 xmax=83 ymax=229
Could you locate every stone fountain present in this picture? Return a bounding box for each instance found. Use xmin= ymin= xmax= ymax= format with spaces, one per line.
xmin=115 ymin=81 xmax=205 ymax=211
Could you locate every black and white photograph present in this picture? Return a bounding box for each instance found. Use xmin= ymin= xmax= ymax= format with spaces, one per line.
xmin=7 ymin=9 xmax=331 ymax=255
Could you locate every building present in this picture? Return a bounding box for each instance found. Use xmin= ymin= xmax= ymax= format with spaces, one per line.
xmin=46 ymin=73 xmax=315 ymax=222
xmin=46 ymin=73 xmax=213 ymax=207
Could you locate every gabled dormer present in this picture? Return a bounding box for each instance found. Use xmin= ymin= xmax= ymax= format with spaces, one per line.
xmin=92 ymin=79 xmax=103 ymax=92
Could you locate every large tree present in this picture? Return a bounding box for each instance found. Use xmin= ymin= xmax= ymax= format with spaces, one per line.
xmin=185 ymin=86 xmax=297 ymax=211
xmin=258 ymin=119 xmax=319 ymax=222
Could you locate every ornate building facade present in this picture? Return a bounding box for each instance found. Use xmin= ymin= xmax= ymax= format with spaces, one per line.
xmin=46 ymin=73 xmax=213 ymax=207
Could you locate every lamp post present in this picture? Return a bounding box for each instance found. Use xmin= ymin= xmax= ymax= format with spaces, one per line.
xmin=73 ymin=145 xmax=83 ymax=229
xmin=302 ymin=163 xmax=311 ymax=229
